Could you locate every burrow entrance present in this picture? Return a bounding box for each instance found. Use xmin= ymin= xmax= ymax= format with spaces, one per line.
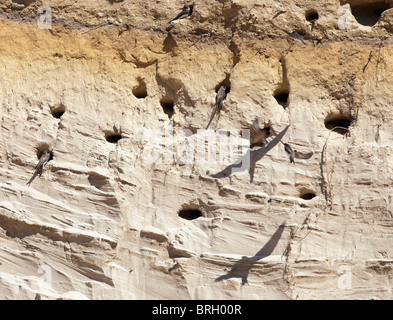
xmin=178 ymin=205 xmax=202 ymax=220
xmin=343 ymin=0 xmax=391 ymax=26
xmin=324 ymin=113 xmax=352 ymax=135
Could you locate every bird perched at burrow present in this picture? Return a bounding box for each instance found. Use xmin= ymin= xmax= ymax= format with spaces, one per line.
xmin=215 ymin=85 xmax=226 ymax=111
xmin=206 ymin=85 xmax=227 ymax=130
xmin=249 ymin=119 xmax=270 ymax=148
xmin=283 ymin=143 xmax=313 ymax=163
xmin=27 ymin=150 xmax=51 ymax=186
xmin=169 ymin=4 xmax=193 ymax=23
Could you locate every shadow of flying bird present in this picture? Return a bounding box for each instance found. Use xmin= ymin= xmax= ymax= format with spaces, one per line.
xmin=210 ymin=124 xmax=290 ymax=182
xmin=215 ymin=222 xmax=286 ymax=285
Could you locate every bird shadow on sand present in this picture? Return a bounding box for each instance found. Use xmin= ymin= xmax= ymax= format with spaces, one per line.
xmin=163 ymin=33 xmax=177 ymax=52
xmin=215 ymin=222 xmax=286 ymax=285
xmin=210 ymin=125 xmax=290 ymax=182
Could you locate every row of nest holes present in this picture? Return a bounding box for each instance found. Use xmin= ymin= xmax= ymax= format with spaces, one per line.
xmin=48 ymin=106 xmax=125 ymax=144
xmin=177 ymin=190 xmax=317 ymax=220
xmin=132 ymin=79 xmax=175 ymax=119
xmin=49 ymin=88 xmax=350 ymax=146
xmin=133 ymin=78 xmax=286 ymax=115
xmin=250 ymin=85 xmax=352 ymax=135
xmin=49 ymin=106 xmax=125 ymax=143
xmin=49 ymin=86 xmax=286 ymax=118
xmin=132 ymin=78 xmax=231 ymax=119
xmin=134 ymin=75 xmax=290 ymax=112
xmin=102 ymin=112 xmax=352 ymax=145
xmin=102 ymin=113 xmax=352 ymax=147
xmin=305 ymin=3 xmax=392 ymax=27
xmin=50 ymin=112 xmax=351 ymax=148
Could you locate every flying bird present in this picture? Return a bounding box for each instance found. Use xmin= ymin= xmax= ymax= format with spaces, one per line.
xmin=169 ymin=4 xmax=193 ymax=23
xmin=206 ymin=85 xmax=227 ymax=130
xmin=250 ymin=119 xmax=270 ymax=148
xmin=283 ymin=143 xmax=313 ymax=163
xmin=27 ymin=150 xmax=51 ymax=186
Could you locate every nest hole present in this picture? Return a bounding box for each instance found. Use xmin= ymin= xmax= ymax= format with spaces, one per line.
xmin=305 ymin=9 xmax=319 ymax=22
xmin=160 ymin=95 xmax=174 ymax=119
xmin=178 ymin=208 xmax=202 ymax=220
xmin=51 ymin=105 xmax=66 ymax=119
xmin=132 ymin=79 xmax=147 ymax=99
xmin=324 ymin=114 xmax=352 ymax=135
xmin=105 ymin=132 xmax=123 ymax=143
xmin=299 ymin=190 xmax=316 ymax=200
xmin=347 ymin=1 xmax=391 ymax=26
xmin=274 ymin=88 xmax=289 ymax=108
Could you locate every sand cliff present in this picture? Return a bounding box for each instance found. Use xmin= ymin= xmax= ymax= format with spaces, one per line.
xmin=1 ymin=0 xmax=393 ymax=299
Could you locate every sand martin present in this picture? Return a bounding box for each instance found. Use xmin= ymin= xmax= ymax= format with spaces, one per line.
xmin=250 ymin=119 xmax=270 ymax=148
xmin=206 ymin=85 xmax=227 ymax=130
xmin=169 ymin=4 xmax=193 ymax=23
xmin=27 ymin=150 xmax=51 ymax=186
xmin=284 ymin=143 xmax=313 ymax=163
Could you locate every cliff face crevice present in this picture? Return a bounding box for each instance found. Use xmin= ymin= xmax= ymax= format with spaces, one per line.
xmin=1 ymin=0 xmax=393 ymax=299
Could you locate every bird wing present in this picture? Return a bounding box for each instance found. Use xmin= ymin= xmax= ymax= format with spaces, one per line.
xmin=34 ymin=158 xmax=44 ymax=170
xmin=294 ymin=151 xmax=313 ymax=160
xmin=169 ymin=6 xmax=190 ymax=23
xmin=250 ymin=120 xmax=260 ymax=145
xmin=283 ymin=143 xmax=292 ymax=154
xmin=27 ymin=173 xmax=38 ymax=186
xmin=284 ymin=143 xmax=295 ymax=163
xmin=170 ymin=11 xmax=185 ymax=23
xmin=35 ymin=152 xmax=50 ymax=170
